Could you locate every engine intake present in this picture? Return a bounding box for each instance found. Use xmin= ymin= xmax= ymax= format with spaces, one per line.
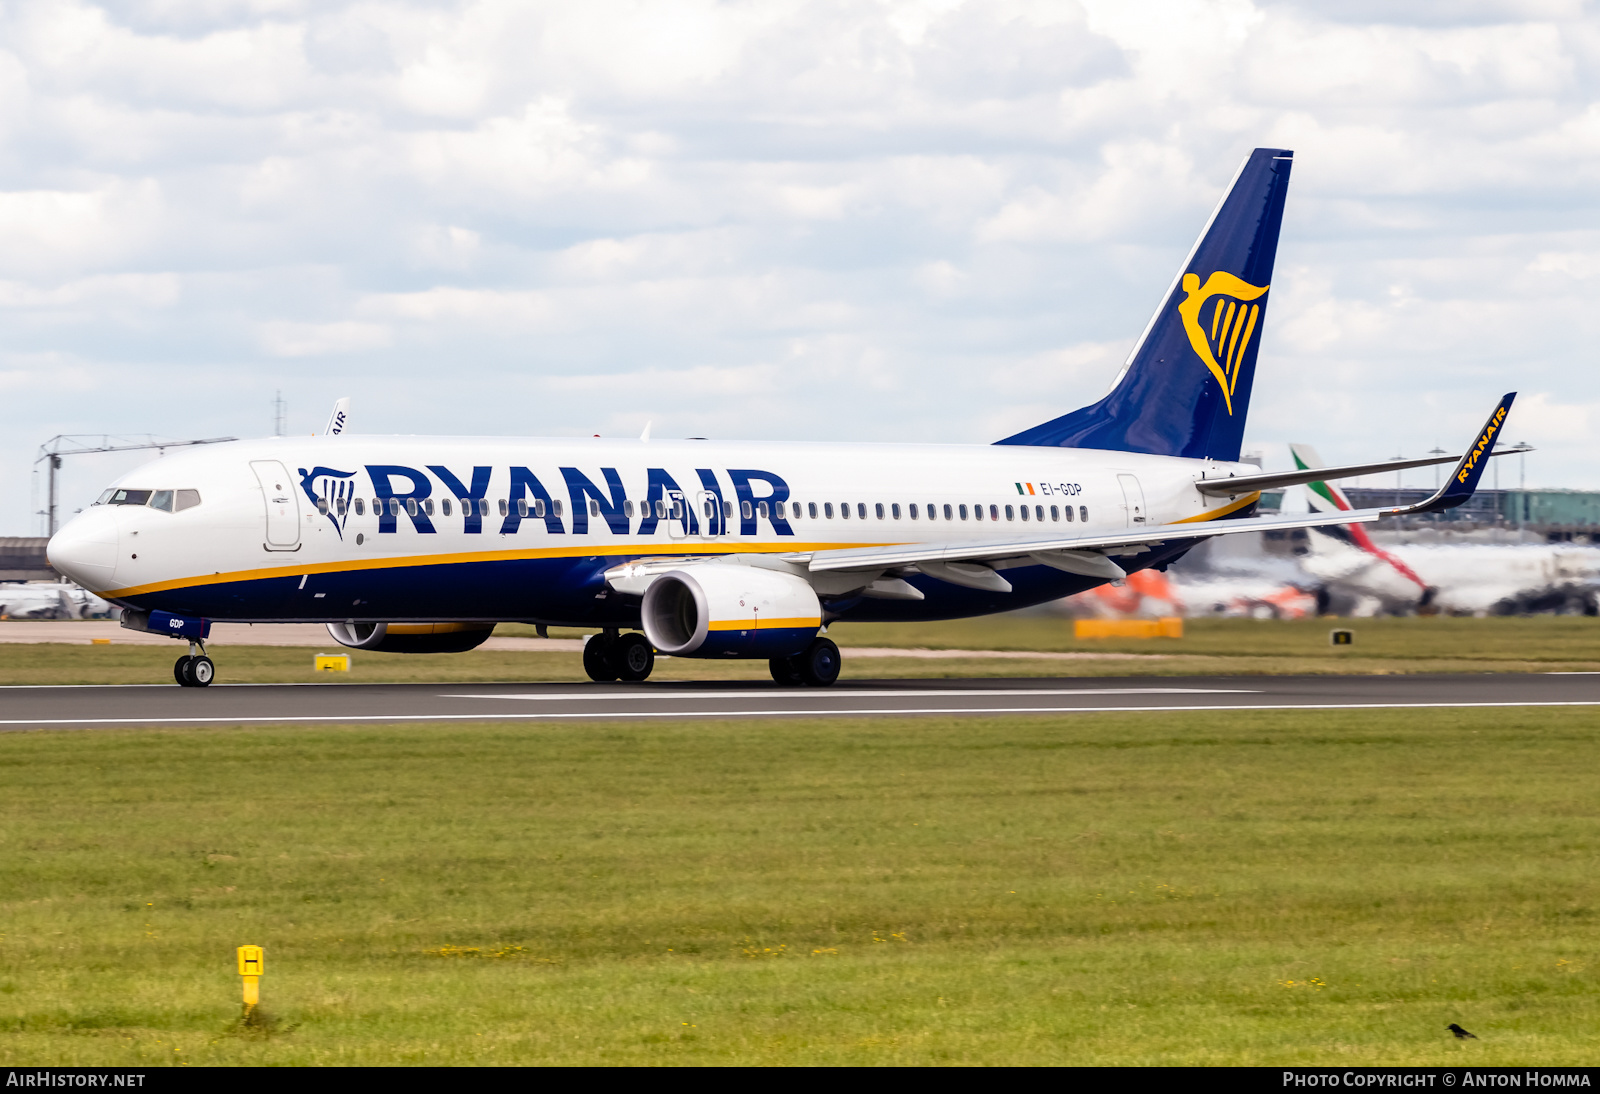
xmin=325 ymin=621 xmax=495 ymax=654
xmin=642 ymin=566 xmax=821 ymax=659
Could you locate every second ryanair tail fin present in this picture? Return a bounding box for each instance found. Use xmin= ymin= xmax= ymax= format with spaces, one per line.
xmin=997 ymin=147 xmax=1294 ymax=461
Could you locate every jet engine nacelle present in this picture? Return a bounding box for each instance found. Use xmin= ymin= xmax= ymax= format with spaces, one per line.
xmin=641 ymin=565 xmax=822 ymax=659
xmin=325 ymin=621 xmax=495 ymax=654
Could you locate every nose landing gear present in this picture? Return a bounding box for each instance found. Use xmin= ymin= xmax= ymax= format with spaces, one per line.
xmin=174 ymin=640 xmax=215 ymax=687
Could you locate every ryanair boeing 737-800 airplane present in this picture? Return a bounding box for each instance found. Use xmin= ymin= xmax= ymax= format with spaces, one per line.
xmin=46 ymin=148 xmax=1517 ymax=687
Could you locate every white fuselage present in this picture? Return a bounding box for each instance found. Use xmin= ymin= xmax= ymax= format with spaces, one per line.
xmin=46 ymin=435 xmax=1255 ymax=625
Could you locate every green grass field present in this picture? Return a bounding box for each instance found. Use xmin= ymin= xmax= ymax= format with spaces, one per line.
xmin=2 ymin=706 xmax=1597 ymax=1065
xmin=3 ymin=614 xmax=1598 ymax=685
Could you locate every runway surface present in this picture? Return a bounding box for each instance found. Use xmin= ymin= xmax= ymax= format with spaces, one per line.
xmin=1 ymin=673 xmax=1597 ymax=728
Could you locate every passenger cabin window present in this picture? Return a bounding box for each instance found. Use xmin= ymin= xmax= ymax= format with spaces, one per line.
xmin=337 ymin=497 xmax=348 ymax=516
xmin=742 ymin=500 xmax=753 ymax=519
xmin=534 ymin=499 xmax=546 ymax=517
xmin=406 ymin=499 xmax=418 ymax=517
xmin=840 ymin=502 xmax=849 ymax=519
xmin=1050 ymin=505 xmax=1059 ymax=521
xmin=354 ymin=498 xmax=365 ymax=516
xmin=824 ymin=502 xmax=834 ymax=518
xmin=810 ymin=502 xmax=819 ymax=518
xmin=316 ymin=497 xmax=329 ymax=515
xmin=499 ymin=499 xmax=508 ymax=517
xmin=517 ymin=499 xmax=529 ymax=517
xmin=723 ymin=500 xmax=732 ymax=519
xmin=758 ymin=501 xmax=769 ymax=519
xmin=1079 ymin=505 xmax=1088 ymax=522
xmin=857 ymin=503 xmax=866 ymax=519
xmin=1020 ymin=505 xmax=1029 ymax=521
xmin=990 ymin=504 xmax=999 ymax=521
xmin=959 ymin=504 xmax=968 ymax=520
xmin=973 ymin=504 xmax=982 ymax=521
xmin=875 ymin=503 xmax=884 ymax=519
xmin=441 ymin=498 xmax=452 ymax=517
xmin=943 ymin=504 xmax=953 ymax=520
xmin=891 ymin=503 xmax=901 ymax=519
xmin=1005 ymin=505 xmax=1015 ymax=520
xmin=776 ymin=501 xmax=786 ymax=519
xmin=1064 ymin=505 xmax=1073 ymax=522
xmin=1036 ymin=505 xmax=1045 ymax=522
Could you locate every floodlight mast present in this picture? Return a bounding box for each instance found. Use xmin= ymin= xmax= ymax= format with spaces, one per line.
xmin=34 ymin=434 xmax=237 ymax=536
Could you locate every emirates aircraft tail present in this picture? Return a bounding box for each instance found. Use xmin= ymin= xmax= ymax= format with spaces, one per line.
xmin=1289 ymin=443 xmax=1430 ymax=595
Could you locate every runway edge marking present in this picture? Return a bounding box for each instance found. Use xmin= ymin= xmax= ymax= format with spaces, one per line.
xmin=4 ymin=699 xmax=1600 ymax=727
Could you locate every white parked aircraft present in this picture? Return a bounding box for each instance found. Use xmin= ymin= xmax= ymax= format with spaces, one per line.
xmin=1288 ymin=445 xmax=1598 ymax=617
xmin=46 ymin=148 xmax=1517 ymax=687
xmin=0 ymin=581 xmax=112 ymax=620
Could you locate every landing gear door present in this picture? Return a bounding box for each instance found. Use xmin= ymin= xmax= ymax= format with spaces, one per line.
xmin=250 ymin=459 xmax=302 ymax=550
xmin=1117 ymin=473 xmax=1147 ymax=527
xmin=666 ymin=491 xmax=689 ymax=539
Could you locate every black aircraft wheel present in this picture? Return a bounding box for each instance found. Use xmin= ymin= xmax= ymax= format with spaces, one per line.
xmin=797 ymin=637 xmax=841 ymax=688
xmin=183 ymin=656 xmax=215 ymax=687
xmin=173 ymin=655 xmax=193 ymax=686
xmin=769 ymin=655 xmax=804 ymax=686
xmin=613 ymin=633 xmax=656 ymax=682
xmin=582 ymin=635 xmax=619 ymax=682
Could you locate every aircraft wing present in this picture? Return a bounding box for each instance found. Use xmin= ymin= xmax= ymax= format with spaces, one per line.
xmin=796 ymin=507 xmax=1389 ymax=583
xmin=800 ymin=393 xmax=1516 ymax=589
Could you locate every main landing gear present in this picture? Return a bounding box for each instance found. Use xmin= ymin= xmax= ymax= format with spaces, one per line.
xmin=769 ymin=637 xmax=841 ymax=688
xmin=173 ymin=640 xmax=215 ymax=687
xmin=583 ymin=630 xmax=656 ymax=683
xmin=581 ymin=632 xmax=841 ymax=686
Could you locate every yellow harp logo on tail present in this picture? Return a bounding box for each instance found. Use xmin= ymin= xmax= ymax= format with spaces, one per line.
xmin=1177 ymin=271 xmax=1269 ymax=415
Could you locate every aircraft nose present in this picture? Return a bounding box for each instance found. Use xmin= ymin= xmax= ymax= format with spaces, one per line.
xmin=47 ymin=514 xmax=118 ymax=591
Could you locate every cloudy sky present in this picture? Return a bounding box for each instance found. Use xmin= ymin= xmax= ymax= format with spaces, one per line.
xmin=3 ymin=0 xmax=1596 ymax=533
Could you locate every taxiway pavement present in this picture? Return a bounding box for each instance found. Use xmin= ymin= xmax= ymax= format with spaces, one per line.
xmin=1 ymin=673 xmax=1596 ymax=729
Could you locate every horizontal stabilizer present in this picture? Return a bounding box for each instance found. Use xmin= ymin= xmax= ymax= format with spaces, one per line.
xmin=1196 ymin=438 xmax=1530 ymax=498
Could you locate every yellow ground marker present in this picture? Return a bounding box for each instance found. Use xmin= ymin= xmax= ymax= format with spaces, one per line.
xmin=314 ymin=653 xmax=351 ymax=672
xmin=1074 ymin=617 xmax=1184 ymax=639
xmin=237 ymin=945 xmax=264 ymax=1009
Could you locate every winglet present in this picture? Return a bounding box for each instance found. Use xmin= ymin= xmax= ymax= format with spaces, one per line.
xmin=324 ymin=397 xmax=351 ymax=436
xmin=1388 ymin=393 xmax=1515 ymax=516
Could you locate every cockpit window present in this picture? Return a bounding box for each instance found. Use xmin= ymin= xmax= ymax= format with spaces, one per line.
xmin=93 ymin=488 xmax=201 ymax=511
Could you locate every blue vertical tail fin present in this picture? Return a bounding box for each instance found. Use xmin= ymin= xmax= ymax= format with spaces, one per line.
xmin=996 ymin=148 xmax=1293 ymax=461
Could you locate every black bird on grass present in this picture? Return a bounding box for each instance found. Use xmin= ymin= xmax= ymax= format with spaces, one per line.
xmin=1448 ymin=1024 xmax=1478 ymax=1040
